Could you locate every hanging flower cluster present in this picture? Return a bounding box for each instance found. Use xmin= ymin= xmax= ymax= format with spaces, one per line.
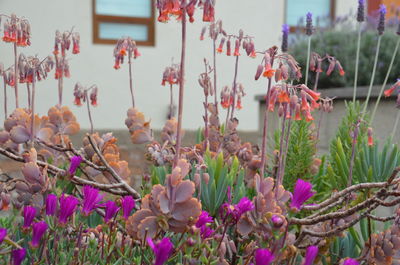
xmin=212 ymin=28 xmax=256 ymax=58
xmin=220 ymin=83 xmax=246 ymax=110
xmin=1 ymin=14 xmax=31 ymax=46
xmin=161 ymin=63 xmax=180 ymax=86
xmin=113 ymin=37 xmax=140 ymax=70
xmin=156 ymin=0 xmax=215 ymax=23
xmin=384 ymin=79 xmax=400 ymax=108
xmin=309 ymin=52 xmax=345 ymax=77
xmin=73 ymin=82 xmax=98 ymax=107
xmin=17 ymin=55 xmax=54 ymax=84
xmin=53 ymin=29 xmax=80 ymax=79
xmin=255 ymin=52 xmax=302 ymax=81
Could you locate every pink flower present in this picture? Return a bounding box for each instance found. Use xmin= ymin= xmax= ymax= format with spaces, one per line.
xmin=46 ymin=194 xmax=57 ymax=216
xmin=82 ymin=185 xmax=104 ymax=216
xmin=68 ymin=156 xmax=82 ymax=175
xmin=303 ymin=245 xmax=318 ymax=265
xmin=31 ymin=221 xmax=48 ymax=248
xmin=0 ymin=228 xmax=6 ymax=243
xmin=23 ymin=206 xmax=36 ymax=228
xmin=104 ymin=200 xmax=120 ymax=223
xmin=343 ymin=258 xmax=359 ymax=265
xmin=254 ymin=248 xmax=274 ymax=265
xmin=290 ymin=179 xmax=315 ymax=211
xmin=200 ymin=225 xmax=214 ymax=239
xmin=12 ymin=248 xmax=26 ymax=265
xmin=147 ymin=237 xmax=174 ymax=265
xmin=121 ymin=196 xmax=135 ymax=219
xmin=222 ymin=197 xmax=254 ymax=223
xmin=196 ymin=211 xmax=213 ymax=228
xmin=58 ymin=194 xmax=79 ymax=225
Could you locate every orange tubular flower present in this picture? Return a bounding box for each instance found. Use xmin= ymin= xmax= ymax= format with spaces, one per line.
xmin=295 ymin=104 xmax=302 ymax=120
xmin=302 ymin=86 xmax=320 ymax=101
xmin=384 ymin=85 xmax=396 ymax=97
xmin=119 ymin=48 xmax=127 ymax=56
xmin=236 ymin=98 xmax=242 ymax=110
xmin=304 ymin=109 xmax=314 ymax=122
xmin=310 ymin=99 xmax=320 ymax=110
xmin=234 ymin=40 xmax=240 ymax=56
xmin=368 ymin=127 xmax=373 ymax=146
xmin=263 ymin=65 xmax=275 ymax=78
xmin=339 ymin=69 xmax=345 ymax=76
xmin=277 ymin=91 xmax=290 ymax=103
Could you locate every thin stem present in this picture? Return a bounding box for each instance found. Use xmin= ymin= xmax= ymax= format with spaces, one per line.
xmin=280 ymin=108 xmax=293 ymax=185
xmin=58 ymin=54 xmax=65 ymax=106
xmin=353 ymin=24 xmax=362 ymax=102
xmin=230 ymin=55 xmax=240 ymax=119
xmin=213 ymin=38 xmax=218 ymax=115
xmin=204 ymin=93 xmax=209 ymax=150
xmin=276 ymin=104 xmax=288 ymax=190
xmin=128 ymin=50 xmax=135 ymax=108
xmin=371 ymin=37 xmax=400 ymax=123
xmin=13 ymin=43 xmax=19 ymax=108
xmin=30 ymin=73 xmax=36 ymax=146
xmin=3 ymin=76 xmax=7 ymax=119
xmin=85 ymin=92 xmax=94 ymax=134
xmin=313 ymin=60 xmax=321 ymax=91
xmin=27 ymin=83 xmax=31 ymax=109
xmin=363 ymin=36 xmax=382 ymax=115
xmin=347 ymin=121 xmax=360 ymax=187
xmin=173 ymin=0 xmax=187 ymax=167
xmin=305 ymin=36 xmax=311 ymax=86
xmin=225 ymin=105 xmax=231 ymax=129
xmin=392 ymin=110 xmax=400 ymax=139
xmin=169 ymin=84 xmax=173 ymax=119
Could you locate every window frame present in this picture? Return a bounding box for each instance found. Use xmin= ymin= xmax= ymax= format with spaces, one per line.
xmin=285 ymin=0 xmax=336 ymax=32
xmin=92 ymin=0 xmax=155 ymax=46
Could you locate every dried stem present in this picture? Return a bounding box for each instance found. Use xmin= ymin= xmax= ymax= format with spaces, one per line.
xmin=363 ymin=35 xmax=382 ymax=114
xmin=13 ymin=42 xmax=19 ymax=108
xmin=26 ymin=83 xmax=31 ymax=109
xmin=85 ymin=91 xmax=94 ymax=134
xmin=173 ymin=0 xmax=187 ymax=167
xmin=213 ymin=38 xmax=218 ymax=115
xmin=128 ymin=50 xmax=135 ymax=108
xmin=230 ymin=56 xmax=240 ymax=119
xmin=169 ymin=84 xmax=174 ymax=119
xmin=276 ymin=104 xmax=288 ymax=190
xmin=30 ymin=71 xmax=36 ymax=145
xmin=371 ymin=37 xmax=400 ymax=122
xmin=353 ymin=24 xmax=362 ymax=102
xmin=3 ymin=75 xmax=7 ymax=119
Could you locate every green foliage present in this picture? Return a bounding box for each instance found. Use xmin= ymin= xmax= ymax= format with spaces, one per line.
xmin=290 ymin=28 xmax=400 ymax=88
xmin=274 ymin=119 xmax=316 ymax=191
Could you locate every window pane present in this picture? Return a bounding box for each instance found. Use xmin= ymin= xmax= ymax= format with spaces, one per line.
xmin=286 ymin=0 xmax=331 ymax=27
xmin=96 ymin=0 xmax=151 ymax=18
xmin=99 ymin=22 xmax=148 ymax=41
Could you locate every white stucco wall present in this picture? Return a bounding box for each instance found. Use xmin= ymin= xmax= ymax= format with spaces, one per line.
xmin=0 ymin=0 xmax=357 ymax=130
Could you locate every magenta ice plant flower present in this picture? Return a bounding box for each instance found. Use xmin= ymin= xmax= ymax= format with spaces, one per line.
xmin=81 ymin=185 xmax=103 ymax=216
xmin=254 ymin=248 xmax=274 ymax=265
xmin=147 ymin=237 xmax=174 ymax=265
xmin=23 ymin=206 xmax=36 ymax=228
xmin=0 ymin=228 xmax=6 ymax=244
xmin=303 ymin=245 xmax=318 ymax=265
xmin=121 ymin=195 xmax=135 ymax=219
xmin=104 ymin=200 xmax=120 ymax=223
xmin=222 ymin=196 xmax=254 ymax=223
xmin=343 ymin=258 xmax=359 ymax=265
xmin=12 ymin=248 xmax=26 ymax=265
xmin=68 ymin=155 xmax=82 ymax=175
xmin=290 ymin=179 xmax=315 ymax=211
xmin=31 ymin=221 xmax=48 ymax=248
xmin=196 ymin=211 xmax=213 ymax=228
xmin=46 ymin=193 xmax=57 ymax=216
xmin=200 ymin=225 xmax=214 ymax=239
xmin=58 ymin=194 xmax=79 ymax=225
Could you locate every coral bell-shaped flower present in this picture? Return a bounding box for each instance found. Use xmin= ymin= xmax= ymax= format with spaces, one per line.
xmin=46 ymin=194 xmax=57 ymax=216
xmin=58 ymin=194 xmax=79 ymax=225
xmin=147 ymin=237 xmax=174 ymax=265
xmin=290 ymin=179 xmax=315 ymax=211
xmin=0 ymin=228 xmax=6 ymax=244
xmin=217 ymin=37 xmax=225 ymax=53
xmin=31 ymin=221 xmax=48 ymax=248
xmin=378 ymin=5 xmax=386 ymax=35
xmin=104 ymin=200 xmax=120 ymax=223
xmin=263 ymin=64 xmax=275 ymax=78
xmin=254 ymin=248 xmax=275 ymax=265
xmin=68 ymin=155 xmax=82 ymax=175
xmin=357 ymin=0 xmax=365 ymax=22
xmin=12 ymin=248 xmax=26 ymax=265
xmin=82 ymin=185 xmax=103 ymax=216
xmin=384 ymin=80 xmax=400 ymax=97
xmin=303 ymin=245 xmax=318 ymax=265
xmin=234 ymin=39 xmax=240 ymax=56
xmin=121 ymin=195 xmax=135 ymax=219
xmin=196 ymin=211 xmax=213 ymax=228
xmin=343 ymin=258 xmax=359 ymax=265
xmin=306 ymin=12 xmax=313 ymax=36
xmin=23 ymin=206 xmax=36 ymax=228
xmin=226 ymin=39 xmax=232 ymax=56
xmin=368 ymin=127 xmax=374 ymax=146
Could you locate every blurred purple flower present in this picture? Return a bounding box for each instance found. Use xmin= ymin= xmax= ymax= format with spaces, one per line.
xmin=343 ymin=258 xmax=359 ymax=265
xmin=82 ymin=185 xmax=103 ymax=216
xmin=12 ymin=248 xmax=26 ymax=265
xmin=31 ymin=221 xmax=48 ymax=248
xmin=222 ymin=197 xmax=254 ymax=223
xmin=104 ymin=200 xmax=120 ymax=223
xmin=200 ymin=225 xmax=214 ymax=239
xmin=147 ymin=237 xmax=174 ymax=265
xmin=58 ymin=194 xmax=79 ymax=224
xmin=254 ymin=248 xmax=274 ymax=265
xmin=357 ymin=0 xmax=365 ymax=22
xmin=23 ymin=206 xmax=36 ymax=228
xmin=121 ymin=196 xmax=135 ymax=219
xmin=68 ymin=155 xmax=82 ymax=175
xmin=46 ymin=193 xmax=57 ymax=216
xmin=290 ymin=179 xmax=315 ymax=211
xmin=0 ymin=228 xmax=6 ymax=244
xmin=196 ymin=211 xmax=213 ymax=228
xmin=271 ymin=214 xmax=284 ymax=228
xmin=281 ymin=24 xmax=289 ymax=52
xmin=378 ymin=4 xmax=386 ymax=35
xmin=306 ymin=12 xmax=313 ymax=36
xmin=304 ymin=245 xmax=318 ymax=265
